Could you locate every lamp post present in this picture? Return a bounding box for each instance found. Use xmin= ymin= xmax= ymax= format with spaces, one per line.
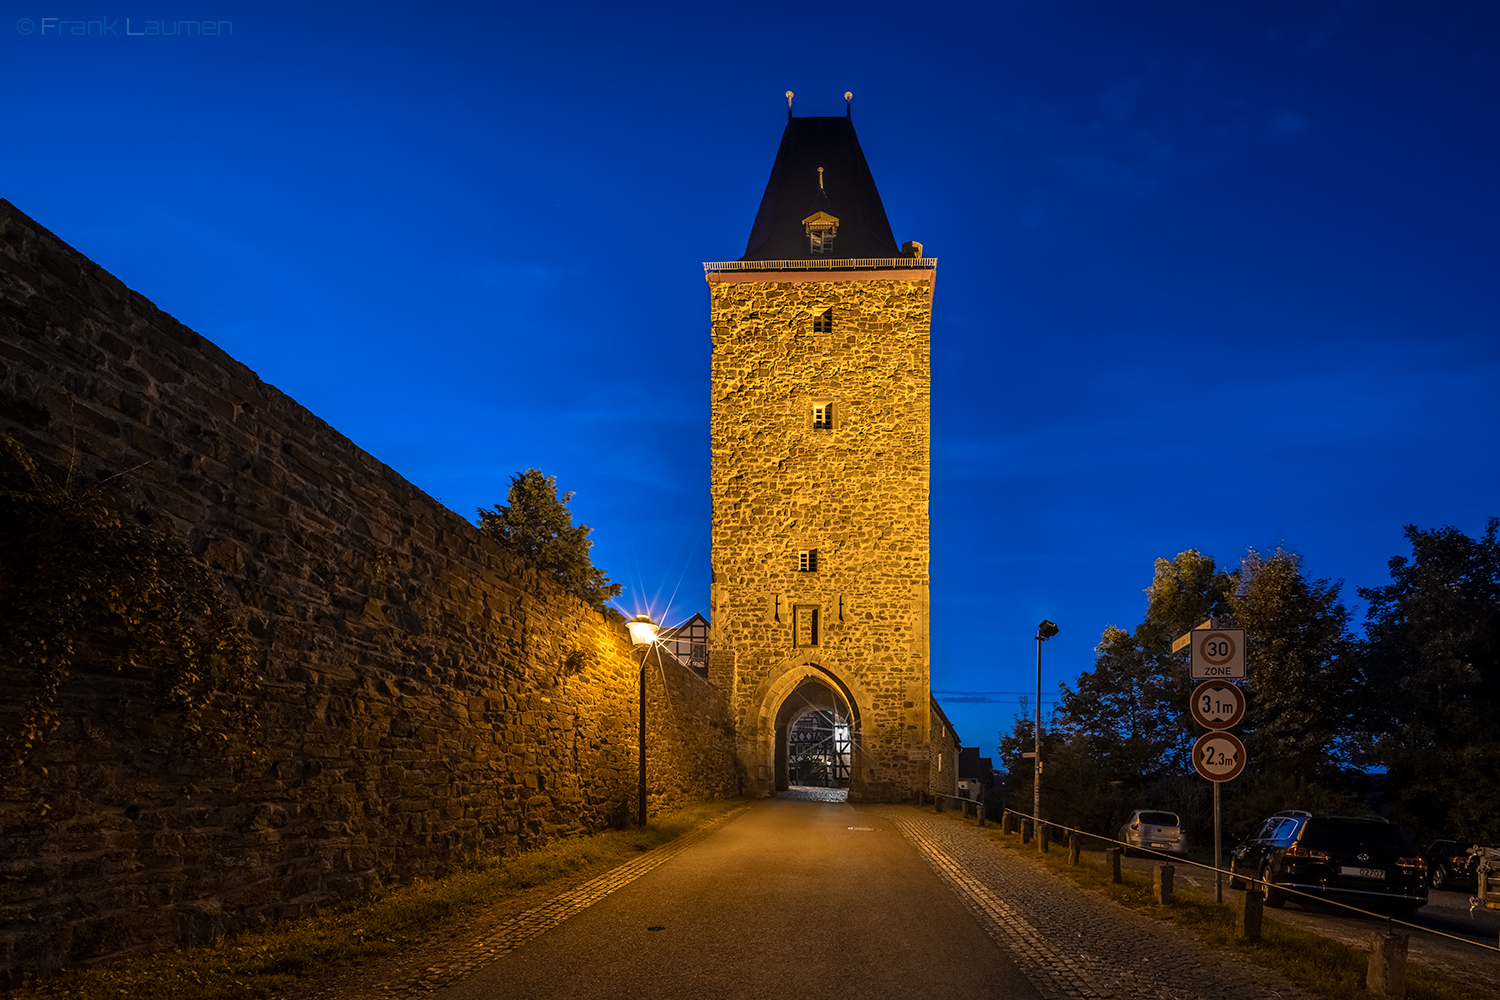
xmin=1034 ymin=619 xmax=1058 ymax=838
xmin=626 ymin=613 xmax=659 ymax=826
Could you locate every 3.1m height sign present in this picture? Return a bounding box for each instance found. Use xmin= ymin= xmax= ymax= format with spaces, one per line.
xmin=1190 ymin=628 xmax=1245 ymax=679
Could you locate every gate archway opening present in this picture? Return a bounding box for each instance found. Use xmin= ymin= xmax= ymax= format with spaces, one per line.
xmin=773 ymin=673 xmax=860 ymax=797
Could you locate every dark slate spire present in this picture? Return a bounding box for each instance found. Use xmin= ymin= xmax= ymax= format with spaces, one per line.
xmin=740 ymin=115 xmax=901 ymax=261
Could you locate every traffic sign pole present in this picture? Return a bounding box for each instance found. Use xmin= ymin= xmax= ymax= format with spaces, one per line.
xmin=1179 ymin=621 xmax=1250 ymax=906
xmin=1192 ymin=728 xmax=1247 ymax=904
xmin=1214 ymin=783 xmax=1222 ymax=903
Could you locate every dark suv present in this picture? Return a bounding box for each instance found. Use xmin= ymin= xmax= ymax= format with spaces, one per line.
xmin=1228 ymin=811 xmax=1428 ymax=918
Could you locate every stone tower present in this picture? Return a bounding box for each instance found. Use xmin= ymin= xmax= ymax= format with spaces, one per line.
xmin=705 ymin=109 xmax=936 ymax=802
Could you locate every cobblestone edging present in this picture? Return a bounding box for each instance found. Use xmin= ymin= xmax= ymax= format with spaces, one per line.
xmin=383 ymin=808 xmax=749 ymax=997
xmin=883 ymin=809 xmax=1321 ymax=1000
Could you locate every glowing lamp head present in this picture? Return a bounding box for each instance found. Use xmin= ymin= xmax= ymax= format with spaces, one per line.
xmin=627 ymin=614 xmax=659 ymax=647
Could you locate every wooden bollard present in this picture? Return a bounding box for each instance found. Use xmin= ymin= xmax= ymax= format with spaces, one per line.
xmin=1022 ymin=819 xmax=1033 ymax=844
xmin=1239 ymin=889 xmax=1264 ymax=943
xmin=1039 ymin=823 xmax=1050 ymax=853
xmin=1107 ymin=847 xmax=1122 ymax=883
xmin=1154 ymin=863 xmax=1175 ymax=905
xmin=1069 ymin=832 xmax=1080 ymax=866
xmin=1367 ymin=932 xmax=1408 ymax=997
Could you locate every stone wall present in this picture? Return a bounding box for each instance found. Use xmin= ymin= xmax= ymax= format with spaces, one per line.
xmin=707 ymin=269 xmax=935 ymax=801
xmin=643 ymin=645 xmax=742 ymax=808
xmin=0 ymin=199 xmax=737 ymax=985
xmin=927 ymin=699 xmax=960 ymax=801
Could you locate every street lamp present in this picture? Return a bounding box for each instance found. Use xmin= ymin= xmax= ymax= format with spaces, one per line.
xmin=627 ymin=613 xmax=659 ymax=826
xmin=1034 ymin=619 xmax=1058 ymax=840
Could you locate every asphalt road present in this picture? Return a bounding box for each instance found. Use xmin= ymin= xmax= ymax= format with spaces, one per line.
xmin=437 ymin=799 xmax=1041 ymax=1000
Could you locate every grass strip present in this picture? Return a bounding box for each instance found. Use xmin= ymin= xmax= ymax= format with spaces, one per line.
xmin=949 ymin=812 xmax=1484 ymax=1000
xmin=6 ymin=799 xmax=745 ymax=1000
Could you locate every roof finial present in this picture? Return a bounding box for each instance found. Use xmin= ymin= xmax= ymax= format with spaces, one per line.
xmin=845 ymin=91 xmax=853 ymax=118
xmin=818 ymin=166 xmax=825 ymax=191
xmin=786 ymin=90 xmax=794 ymax=120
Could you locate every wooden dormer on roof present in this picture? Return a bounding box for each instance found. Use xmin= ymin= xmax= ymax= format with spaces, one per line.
xmin=801 ymin=211 xmax=840 ymax=255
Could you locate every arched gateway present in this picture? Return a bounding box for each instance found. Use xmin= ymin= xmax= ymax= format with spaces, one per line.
xmin=704 ymin=107 xmax=937 ymax=802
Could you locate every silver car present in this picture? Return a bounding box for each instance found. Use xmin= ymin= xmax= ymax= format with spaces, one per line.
xmin=1119 ymin=809 xmax=1187 ymax=855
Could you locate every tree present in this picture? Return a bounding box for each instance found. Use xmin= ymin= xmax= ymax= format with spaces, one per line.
xmin=1229 ymin=548 xmax=1353 ymax=781
xmin=1358 ymin=518 xmax=1500 ymax=841
xmin=476 ymin=469 xmax=623 ymax=613
xmin=1058 ymin=550 xmax=1233 ymax=784
xmin=1056 ymin=547 xmax=1361 ymax=839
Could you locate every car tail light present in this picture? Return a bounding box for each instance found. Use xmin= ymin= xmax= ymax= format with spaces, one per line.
xmin=1284 ymin=844 xmax=1330 ymax=861
xmin=1397 ymin=856 xmax=1425 ymax=871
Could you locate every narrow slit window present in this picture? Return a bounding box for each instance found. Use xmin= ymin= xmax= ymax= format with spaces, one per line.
xmin=798 ymin=549 xmax=819 ymax=573
xmin=813 ymin=308 xmax=833 ymax=333
xmin=813 ymin=403 xmax=833 ymax=430
xmin=794 ymin=605 xmax=820 ymax=647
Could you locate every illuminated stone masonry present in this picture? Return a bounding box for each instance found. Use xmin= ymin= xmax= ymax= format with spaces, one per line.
xmin=707 ymin=268 xmax=934 ymax=801
xmin=0 ymin=199 xmax=738 ymax=985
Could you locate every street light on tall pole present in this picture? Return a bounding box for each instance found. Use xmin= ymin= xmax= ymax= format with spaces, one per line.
xmin=626 ymin=613 xmax=659 ymax=826
xmin=1034 ymin=619 xmax=1059 ymax=836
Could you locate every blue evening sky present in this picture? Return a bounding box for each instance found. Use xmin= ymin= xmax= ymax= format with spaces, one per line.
xmin=4 ymin=1 xmax=1497 ymax=760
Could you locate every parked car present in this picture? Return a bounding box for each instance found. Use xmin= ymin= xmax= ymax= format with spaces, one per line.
xmin=1118 ymin=809 xmax=1187 ymax=855
xmin=1423 ymin=839 xmax=1480 ymax=891
xmin=1228 ymin=811 xmax=1427 ymax=918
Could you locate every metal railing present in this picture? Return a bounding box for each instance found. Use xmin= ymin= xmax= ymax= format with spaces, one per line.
xmin=932 ymin=792 xmax=985 ymax=826
xmin=702 ymin=257 xmax=938 ymax=274
xmin=996 ymin=808 xmax=1500 ymax=954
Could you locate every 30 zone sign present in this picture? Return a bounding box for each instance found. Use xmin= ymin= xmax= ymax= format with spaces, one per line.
xmin=1190 ymin=628 xmax=1245 ymax=679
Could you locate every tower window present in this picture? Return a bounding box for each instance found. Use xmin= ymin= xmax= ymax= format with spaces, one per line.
xmin=794 ymin=605 xmax=820 ymax=647
xmin=812 ymin=403 xmax=833 ymax=430
xmin=798 ymin=549 xmax=819 ymax=572
xmin=813 ymin=308 xmax=833 ymax=333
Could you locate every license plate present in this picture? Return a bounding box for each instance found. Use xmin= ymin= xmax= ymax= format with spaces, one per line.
xmin=1339 ymin=866 xmax=1385 ymax=879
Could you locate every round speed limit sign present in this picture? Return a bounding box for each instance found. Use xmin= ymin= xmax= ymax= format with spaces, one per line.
xmin=1192 ymin=731 xmax=1246 ymax=782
